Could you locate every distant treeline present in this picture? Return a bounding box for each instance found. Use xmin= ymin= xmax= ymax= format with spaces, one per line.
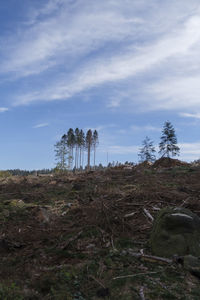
xmin=5 ymin=169 xmax=53 ymax=176
xmin=4 ymin=164 xmax=107 ymax=176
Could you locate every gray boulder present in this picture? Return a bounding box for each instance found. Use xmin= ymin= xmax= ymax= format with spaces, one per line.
xmin=150 ymin=207 xmax=200 ymax=257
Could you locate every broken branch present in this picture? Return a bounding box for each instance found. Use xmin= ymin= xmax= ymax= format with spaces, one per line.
xmin=113 ymin=271 xmax=160 ymax=280
xmin=143 ymin=208 xmax=154 ymax=222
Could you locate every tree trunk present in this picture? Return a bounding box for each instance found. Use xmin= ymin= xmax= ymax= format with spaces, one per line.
xmin=94 ymin=144 xmax=96 ymax=170
xmin=87 ymin=143 xmax=91 ymax=170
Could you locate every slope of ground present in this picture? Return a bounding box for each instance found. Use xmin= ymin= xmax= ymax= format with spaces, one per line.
xmin=0 ymin=164 xmax=200 ymax=299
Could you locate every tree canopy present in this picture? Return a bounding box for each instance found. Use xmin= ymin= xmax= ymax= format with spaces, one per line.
xmin=159 ymin=121 xmax=180 ymax=158
xmin=55 ymin=128 xmax=99 ymax=171
xmin=138 ymin=136 xmax=156 ymax=163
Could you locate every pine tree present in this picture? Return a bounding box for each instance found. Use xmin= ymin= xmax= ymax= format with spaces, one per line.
xmin=74 ymin=128 xmax=80 ymax=169
xmin=54 ymin=135 xmax=69 ymax=171
xmin=79 ymin=129 xmax=85 ymax=169
xmin=159 ymin=121 xmax=180 ymax=158
xmin=93 ymin=130 xmax=99 ymax=169
xmin=138 ymin=136 xmax=156 ymax=163
xmin=86 ymin=129 xmax=93 ymax=170
xmin=67 ymin=128 xmax=75 ymax=169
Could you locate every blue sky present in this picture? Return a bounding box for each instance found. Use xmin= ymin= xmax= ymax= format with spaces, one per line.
xmin=1 ymin=0 xmax=200 ymax=169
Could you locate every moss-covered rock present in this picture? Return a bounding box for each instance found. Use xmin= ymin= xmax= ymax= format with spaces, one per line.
xmin=10 ymin=199 xmax=25 ymax=208
xmin=184 ymin=255 xmax=200 ymax=277
xmin=150 ymin=207 xmax=200 ymax=257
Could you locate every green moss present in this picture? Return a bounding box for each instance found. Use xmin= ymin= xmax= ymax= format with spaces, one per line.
xmin=0 ymin=283 xmax=23 ymax=300
xmin=191 ymin=287 xmax=200 ymax=298
xmin=80 ymin=227 xmax=100 ymax=238
xmin=116 ymin=237 xmax=135 ymax=249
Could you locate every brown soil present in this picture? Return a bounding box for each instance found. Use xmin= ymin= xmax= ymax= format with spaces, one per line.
xmin=0 ymin=163 xmax=200 ymax=299
xmin=153 ymin=157 xmax=189 ymax=168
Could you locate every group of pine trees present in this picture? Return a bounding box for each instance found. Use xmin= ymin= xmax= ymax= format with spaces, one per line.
xmin=55 ymin=121 xmax=179 ymax=171
xmin=138 ymin=121 xmax=180 ymax=163
xmin=55 ymin=128 xmax=99 ymax=171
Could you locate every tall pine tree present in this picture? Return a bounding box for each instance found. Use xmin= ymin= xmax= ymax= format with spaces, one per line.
xmin=86 ymin=129 xmax=93 ymax=170
xmin=93 ymin=130 xmax=99 ymax=169
xmin=54 ymin=135 xmax=69 ymax=171
xmin=159 ymin=121 xmax=180 ymax=158
xmin=67 ymin=128 xmax=75 ymax=169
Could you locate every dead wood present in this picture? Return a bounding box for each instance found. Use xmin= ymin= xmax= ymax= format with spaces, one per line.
xmin=143 ymin=208 xmax=154 ymax=222
xmin=60 ymin=231 xmax=83 ymax=249
xmin=125 ymin=250 xmax=173 ymax=264
xmin=112 ymin=271 xmax=160 ymax=280
xmin=139 ymin=287 xmax=146 ymax=300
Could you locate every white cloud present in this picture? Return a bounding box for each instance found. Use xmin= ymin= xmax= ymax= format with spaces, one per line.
xmin=1 ymin=1 xmax=144 ymax=78
xmin=180 ymin=112 xmax=200 ymax=119
xmin=149 ymin=75 xmax=200 ymax=111
xmin=1 ymin=0 xmax=200 ymax=114
xmin=0 ymin=107 xmax=9 ymax=113
xmin=13 ymin=11 xmax=200 ymax=106
xmin=101 ymin=142 xmax=200 ymax=161
xmin=28 ymin=0 xmax=65 ymax=23
xmin=33 ymin=123 xmax=49 ymax=128
xmin=131 ymin=125 xmax=161 ymax=132
xmin=104 ymin=145 xmax=139 ymax=155
xmin=179 ymin=142 xmax=200 ymax=161
xmin=107 ymin=98 xmax=122 ymax=108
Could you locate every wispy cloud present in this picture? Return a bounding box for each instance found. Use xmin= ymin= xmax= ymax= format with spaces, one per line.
xmin=180 ymin=112 xmax=200 ymax=119
xmin=27 ymin=0 xmax=65 ymax=24
xmin=131 ymin=125 xmax=161 ymax=132
xmin=84 ymin=124 xmax=116 ymax=132
xmin=0 ymin=107 xmax=9 ymax=113
xmin=14 ymin=12 xmax=200 ymax=106
xmin=149 ymin=75 xmax=200 ymax=111
xmin=33 ymin=123 xmax=49 ymax=128
xmin=1 ymin=0 xmax=143 ymax=79
xmin=101 ymin=142 xmax=200 ymax=161
xmin=104 ymin=145 xmax=139 ymax=155
xmin=1 ymin=0 xmax=200 ymax=114
xmin=178 ymin=142 xmax=200 ymax=161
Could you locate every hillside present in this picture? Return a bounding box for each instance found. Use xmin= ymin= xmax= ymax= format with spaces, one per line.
xmin=0 ymin=161 xmax=200 ymax=299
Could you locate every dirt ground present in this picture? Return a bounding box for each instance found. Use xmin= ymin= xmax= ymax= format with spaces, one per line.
xmin=0 ymin=159 xmax=200 ymax=299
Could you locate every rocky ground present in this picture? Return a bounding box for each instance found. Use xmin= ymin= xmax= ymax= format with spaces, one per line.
xmin=0 ymin=159 xmax=200 ymax=299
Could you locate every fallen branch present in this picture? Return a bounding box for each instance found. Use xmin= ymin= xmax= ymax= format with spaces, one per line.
xmin=124 ymin=211 xmax=136 ymax=218
xmin=141 ymin=254 xmax=172 ymax=264
xmin=41 ymin=264 xmax=70 ymax=271
xmin=152 ymin=206 xmax=161 ymax=211
xmin=111 ymin=235 xmax=117 ymax=252
xmin=139 ymin=287 xmax=145 ymax=300
xmin=143 ymin=208 xmax=154 ymax=222
xmin=113 ymin=271 xmax=160 ymax=280
xmin=60 ymin=231 xmax=83 ymax=249
xmin=125 ymin=250 xmax=173 ymax=264
xmin=89 ymin=275 xmax=106 ymax=289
